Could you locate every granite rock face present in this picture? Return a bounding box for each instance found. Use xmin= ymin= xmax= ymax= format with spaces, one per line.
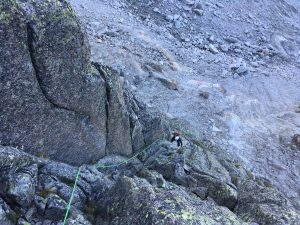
xmin=0 ymin=0 xmax=107 ymax=165
xmin=235 ymin=178 xmax=300 ymax=224
xmin=1 ymin=0 xmax=300 ymax=224
xmin=0 ymin=0 xmax=167 ymax=165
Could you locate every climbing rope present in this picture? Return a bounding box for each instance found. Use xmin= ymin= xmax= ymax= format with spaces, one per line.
xmin=62 ymin=139 xmax=163 ymax=225
xmin=63 ymin=167 xmax=81 ymax=224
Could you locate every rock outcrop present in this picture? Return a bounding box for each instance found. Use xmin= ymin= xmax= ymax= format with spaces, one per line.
xmin=0 ymin=0 xmax=107 ymax=165
xmin=97 ymin=176 xmax=245 ymax=225
xmin=1 ymin=142 xmax=299 ymax=224
xmin=0 ymin=0 xmax=168 ymax=165
xmin=1 ymin=0 xmax=300 ymax=224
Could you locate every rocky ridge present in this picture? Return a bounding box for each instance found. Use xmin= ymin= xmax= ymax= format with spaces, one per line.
xmin=69 ymin=0 xmax=300 ymax=212
xmin=0 ymin=0 xmax=300 ymax=225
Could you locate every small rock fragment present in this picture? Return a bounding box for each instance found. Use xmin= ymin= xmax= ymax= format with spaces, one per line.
xmin=192 ymin=8 xmax=204 ymax=16
xmin=209 ymin=44 xmax=219 ymax=54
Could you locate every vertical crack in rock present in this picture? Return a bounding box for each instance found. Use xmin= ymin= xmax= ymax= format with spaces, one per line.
xmin=92 ymin=62 xmax=110 ymax=155
xmin=26 ymin=23 xmax=76 ymax=114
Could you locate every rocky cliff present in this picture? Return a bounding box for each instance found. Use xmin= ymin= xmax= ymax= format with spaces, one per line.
xmin=0 ymin=0 xmax=300 ymax=225
xmin=70 ymin=0 xmax=300 ymax=213
xmin=0 ymin=0 xmax=167 ymax=166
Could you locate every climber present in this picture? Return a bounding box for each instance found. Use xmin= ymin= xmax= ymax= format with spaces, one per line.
xmin=171 ymin=130 xmax=183 ymax=147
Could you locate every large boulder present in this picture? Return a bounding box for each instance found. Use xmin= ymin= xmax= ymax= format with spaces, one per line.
xmin=0 ymin=145 xmax=37 ymax=172
xmin=0 ymin=146 xmax=40 ymax=209
xmin=0 ymin=0 xmax=106 ymax=165
xmin=4 ymin=164 xmax=37 ymax=208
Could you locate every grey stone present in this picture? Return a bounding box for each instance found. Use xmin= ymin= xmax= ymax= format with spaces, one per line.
xmin=56 ymin=181 xmax=86 ymax=211
xmin=5 ymin=169 xmax=37 ymax=207
xmin=219 ymin=159 xmax=249 ymax=188
xmin=173 ymin=14 xmax=180 ymax=21
xmin=79 ymin=165 xmax=114 ymax=202
xmin=292 ymin=134 xmax=300 ymax=150
xmin=131 ymin=120 xmax=146 ymax=153
xmin=192 ymin=8 xmax=204 ymax=16
xmin=34 ymin=195 xmax=47 ymax=216
xmin=44 ymin=194 xmax=67 ymax=221
xmin=236 ymin=64 xmax=249 ymax=75
xmin=37 ymin=169 xmax=89 ymax=209
xmin=153 ymin=8 xmax=159 ymax=13
xmin=25 ymin=207 xmax=36 ymax=222
xmin=165 ymin=15 xmax=174 ymax=21
xmin=199 ymin=91 xmax=210 ymax=99
xmin=224 ymin=37 xmax=238 ymax=43
xmin=220 ymin=44 xmax=229 ymax=52
xmin=209 ymin=44 xmax=219 ymax=54
xmin=233 ymin=73 xmax=240 ymax=79
xmin=155 ymin=75 xmax=179 ymax=90
xmin=137 ymin=113 xmax=170 ymax=146
xmin=0 ymin=146 xmax=35 ymax=173
xmin=39 ymin=161 xmax=78 ymax=184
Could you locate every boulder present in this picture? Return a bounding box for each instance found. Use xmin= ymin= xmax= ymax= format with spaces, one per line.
xmin=0 ymin=0 xmax=107 ymax=165
xmin=39 ymin=161 xmax=78 ymax=184
xmin=130 ymin=120 xmax=145 ymax=153
xmin=4 ymin=164 xmax=37 ymax=207
xmin=0 ymin=146 xmax=36 ymax=173
xmin=79 ymin=165 xmax=114 ymax=202
xmin=208 ymin=44 xmax=219 ymax=54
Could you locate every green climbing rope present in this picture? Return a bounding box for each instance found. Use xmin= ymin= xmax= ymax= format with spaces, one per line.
xmin=63 ymin=167 xmax=81 ymax=224
xmin=62 ymin=139 xmax=162 ymax=224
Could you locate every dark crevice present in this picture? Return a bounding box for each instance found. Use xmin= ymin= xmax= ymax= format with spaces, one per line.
xmin=0 ymin=191 xmax=22 ymax=212
xmin=26 ymin=23 xmax=77 ymax=114
xmin=92 ymin=62 xmax=110 ymax=156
